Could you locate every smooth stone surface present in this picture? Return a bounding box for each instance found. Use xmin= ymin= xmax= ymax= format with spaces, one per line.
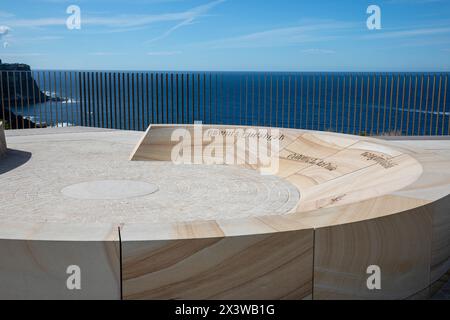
xmin=1 ymin=131 xmax=299 ymax=224
xmin=62 ymin=180 xmax=160 ymax=200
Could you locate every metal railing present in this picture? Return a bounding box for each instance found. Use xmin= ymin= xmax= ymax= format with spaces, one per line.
xmin=0 ymin=70 xmax=448 ymax=136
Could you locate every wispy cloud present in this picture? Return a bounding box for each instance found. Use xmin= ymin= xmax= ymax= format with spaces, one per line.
xmin=147 ymin=50 xmax=182 ymax=56
xmin=301 ymin=48 xmax=336 ymax=55
xmin=362 ymin=26 xmax=450 ymax=39
xmin=0 ymin=53 xmax=46 ymax=57
xmin=205 ymin=21 xmax=354 ymax=49
xmin=145 ymin=0 xmax=225 ymax=42
xmin=3 ymin=0 xmax=225 ymax=34
xmin=89 ymin=52 xmax=127 ymax=56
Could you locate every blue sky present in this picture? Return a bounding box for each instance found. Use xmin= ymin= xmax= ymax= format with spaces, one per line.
xmin=0 ymin=0 xmax=449 ymax=71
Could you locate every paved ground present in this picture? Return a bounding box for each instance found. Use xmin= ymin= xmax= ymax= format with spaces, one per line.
xmin=1 ymin=127 xmax=299 ymax=225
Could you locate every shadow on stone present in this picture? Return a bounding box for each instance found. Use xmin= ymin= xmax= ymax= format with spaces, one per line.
xmin=0 ymin=149 xmax=32 ymax=175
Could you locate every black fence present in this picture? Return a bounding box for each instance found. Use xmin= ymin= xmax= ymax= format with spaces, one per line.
xmin=0 ymin=70 xmax=449 ymax=136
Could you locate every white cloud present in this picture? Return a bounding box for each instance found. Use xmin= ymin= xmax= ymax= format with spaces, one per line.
xmin=301 ymin=48 xmax=336 ymax=54
xmin=362 ymin=26 xmax=450 ymax=39
xmin=206 ymin=21 xmax=354 ymax=49
xmin=147 ymin=50 xmax=182 ymax=56
xmin=3 ymin=0 xmax=225 ymax=33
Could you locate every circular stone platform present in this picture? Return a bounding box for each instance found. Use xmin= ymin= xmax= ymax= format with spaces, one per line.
xmin=0 ymin=137 xmax=299 ymax=224
xmin=1 ymin=125 xmax=449 ymax=301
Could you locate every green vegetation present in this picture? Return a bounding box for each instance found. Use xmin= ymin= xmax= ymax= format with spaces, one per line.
xmin=0 ymin=118 xmax=10 ymax=129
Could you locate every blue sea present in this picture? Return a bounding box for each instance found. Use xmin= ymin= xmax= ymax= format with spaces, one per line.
xmin=13 ymin=71 xmax=450 ymax=136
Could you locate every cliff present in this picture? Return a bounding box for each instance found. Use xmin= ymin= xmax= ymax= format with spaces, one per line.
xmin=0 ymin=60 xmax=48 ymax=105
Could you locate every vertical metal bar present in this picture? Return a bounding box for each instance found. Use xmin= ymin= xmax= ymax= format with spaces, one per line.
xmin=435 ymin=75 xmax=442 ymax=136
xmin=406 ymin=75 xmax=412 ymax=135
xmin=65 ymin=71 xmax=70 ymax=127
xmin=442 ymin=75 xmax=449 ymax=135
xmin=323 ymin=75 xmax=327 ymax=131
xmin=341 ymin=76 xmax=346 ymax=133
xmin=53 ymin=71 xmax=58 ymax=127
xmin=209 ymin=73 xmax=212 ymax=124
xmin=88 ymin=72 xmax=93 ymax=127
xmin=19 ymin=72 xmax=25 ymax=128
xmin=99 ymin=72 xmax=104 ymax=128
xmin=293 ymin=76 xmax=297 ymax=129
xmin=400 ymin=75 xmax=406 ymax=135
xmin=192 ymin=73 xmax=195 ymax=123
xmin=281 ymin=77 xmax=285 ymax=128
xmin=215 ymin=74 xmax=218 ymax=124
xmin=25 ymin=72 xmax=31 ymax=128
xmin=317 ymin=75 xmax=321 ymax=131
xmin=429 ymin=75 xmax=436 ymax=136
xmin=347 ymin=75 xmax=353 ymax=134
xmin=197 ymin=73 xmax=200 ymax=122
xmin=79 ymin=72 xmax=84 ymax=126
xmin=37 ymin=71 xmax=42 ymax=127
xmin=150 ymin=73 xmax=155 ymax=125
xmin=252 ymin=76 xmax=255 ymax=125
xmin=49 ymin=71 xmax=54 ymax=127
xmin=171 ymin=73 xmax=174 ymax=124
xmin=69 ymin=72 xmax=74 ymax=126
xmin=424 ymin=75 xmax=431 ymax=135
xmin=165 ymin=73 xmax=169 ymax=124
xmin=364 ymin=75 xmax=370 ymax=135
xmin=123 ymin=73 xmax=127 ymax=128
xmin=306 ymin=76 xmax=310 ymax=130
xmin=185 ymin=74 xmax=189 ymax=124
xmin=353 ymin=75 xmax=364 ymax=135
xmin=276 ymin=78 xmax=279 ymax=127
xmin=132 ymin=73 xmax=136 ymax=129
xmin=95 ymin=72 xmax=100 ymax=128
xmin=32 ymin=71 xmax=38 ymax=128
xmin=353 ymin=75 xmax=359 ymax=135
xmin=312 ymin=75 xmax=315 ymax=130
xmin=136 ymin=73 xmax=140 ymax=130
xmin=300 ymin=75 xmax=304 ymax=129
xmin=245 ymin=76 xmax=248 ymax=125
xmin=146 ymin=73 xmax=150 ymax=126
xmin=127 ymin=73 xmax=131 ymax=129
xmin=202 ymin=73 xmax=206 ymax=123
xmin=117 ymin=73 xmax=122 ymax=129
xmin=264 ymin=74 xmax=268 ymax=127
xmin=376 ymin=75 xmax=382 ymax=135
xmin=6 ymin=72 xmax=13 ymax=128
xmin=370 ymin=75 xmax=376 ymax=135
xmin=335 ymin=76 xmax=339 ymax=132
xmin=412 ymin=75 xmax=418 ymax=135
xmin=0 ymin=72 xmax=5 ymax=128
xmin=269 ymin=76 xmax=273 ymax=127
xmin=443 ymin=75 xmax=448 ymax=135
xmin=114 ymin=73 xmax=118 ymax=130
xmin=418 ymin=75 xmax=425 ymax=135
xmin=58 ymin=72 xmax=63 ymax=127
xmin=393 ymin=75 xmax=400 ymax=133
xmin=329 ymin=75 xmax=334 ymax=132
xmin=12 ymin=72 xmax=19 ymax=128
xmin=287 ymin=76 xmax=291 ymax=128
xmin=258 ymin=74 xmax=262 ymax=126
xmin=107 ymin=73 xmax=112 ymax=129
xmin=388 ymin=75 xmax=394 ymax=134
xmin=180 ymin=74 xmax=184 ymax=124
